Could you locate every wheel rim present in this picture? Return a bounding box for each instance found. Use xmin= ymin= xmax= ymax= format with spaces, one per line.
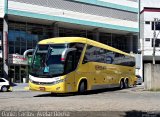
xmin=125 ymin=80 xmax=128 ymax=88
xmin=79 ymin=82 xmax=85 ymax=93
xmin=81 ymin=82 xmax=85 ymax=91
xmin=120 ymin=81 xmax=123 ymax=89
xmin=2 ymin=86 xmax=7 ymax=92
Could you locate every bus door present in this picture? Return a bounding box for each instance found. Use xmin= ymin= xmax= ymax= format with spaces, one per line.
xmin=63 ymin=48 xmax=77 ymax=92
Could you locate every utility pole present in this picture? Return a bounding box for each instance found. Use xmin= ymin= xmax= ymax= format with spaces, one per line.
xmin=153 ymin=18 xmax=157 ymax=64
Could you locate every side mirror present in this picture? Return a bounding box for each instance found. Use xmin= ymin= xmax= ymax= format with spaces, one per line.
xmin=23 ymin=49 xmax=35 ymax=58
xmin=61 ymin=48 xmax=77 ymax=61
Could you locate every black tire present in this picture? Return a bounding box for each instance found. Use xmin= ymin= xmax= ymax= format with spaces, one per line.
xmin=1 ymin=86 xmax=8 ymax=92
xmin=124 ymin=79 xmax=129 ymax=88
xmin=119 ymin=80 xmax=124 ymax=89
xmin=78 ymin=81 xmax=86 ymax=94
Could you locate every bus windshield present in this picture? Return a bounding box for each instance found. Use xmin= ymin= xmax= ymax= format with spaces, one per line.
xmin=30 ymin=44 xmax=67 ymax=77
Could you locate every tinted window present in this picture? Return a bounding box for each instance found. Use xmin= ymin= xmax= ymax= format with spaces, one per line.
xmin=152 ymin=22 xmax=160 ymax=30
xmin=69 ymin=43 xmax=85 ymax=65
xmin=152 ymin=39 xmax=160 ymax=47
xmin=113 ymin=53 xmax=123 ymax=65
xmin=145 ymin=38 xmax=150 ymax=42
xmin=65 ymin=51 xmax=75 ymax=73
xmin=83 ymin=45 xmax=135 ymax=67
xmin=83 ymin=45 xmax=101 ymax=63
xmin=83 ymin=45 xmax=115 ymax=64
xmin=0 ymin=79 xmax=5 ymax=82
xmin=120 ymin=55 xmax=135 ymax=67
xmin=145 ymin=21 xmax=150 ymax=24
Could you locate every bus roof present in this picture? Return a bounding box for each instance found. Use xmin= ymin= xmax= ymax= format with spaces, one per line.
xmin=38 ymin=37 xmax=132 ymax=57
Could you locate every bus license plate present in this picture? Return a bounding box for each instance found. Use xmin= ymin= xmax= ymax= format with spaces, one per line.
xmin=39 ymin=87 xmax=45 ymax=91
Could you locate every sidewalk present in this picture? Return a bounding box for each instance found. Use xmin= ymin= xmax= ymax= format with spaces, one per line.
xmin=11 ymin=83 xmax=29 ymax=91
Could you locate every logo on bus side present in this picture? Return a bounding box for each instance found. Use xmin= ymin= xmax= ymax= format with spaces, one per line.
xmin=95 ymin=65 xmax=106 ymax=70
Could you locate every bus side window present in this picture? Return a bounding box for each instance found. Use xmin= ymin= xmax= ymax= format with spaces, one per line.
xmin=70 ymin=43 xmax=85 ymax=64
xmin=82 ymin=45 xmax=92 ymax=64
xmin=82 ymin=55 xmax=88 ymax=64
xmin=75 ymin=52 xmax=81 ymax=65
xmin=65 ymin=51 xmax=76 ymax=73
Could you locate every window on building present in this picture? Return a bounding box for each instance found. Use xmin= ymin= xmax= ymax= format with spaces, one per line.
xmin=8 ymin=22 xmax=52 ymax=54
xmin=152 ymin=38 xmax=160 ymax=47
xmin=152 ymin=22 xmax=160 ymax=30
xmin=145 ymin=38 xmax=150 ymax=42
xmin=145 ymin=21 xmax=150 ymax=24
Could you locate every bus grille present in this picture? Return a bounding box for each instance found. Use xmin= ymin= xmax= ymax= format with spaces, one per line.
xmin=32 ymin=81 xmax=53 ymax=85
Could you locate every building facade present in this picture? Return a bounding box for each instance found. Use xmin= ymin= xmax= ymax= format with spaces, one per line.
xmin=140 ymin=0 xmax=160 ymax=79
xmin=0 ymin=0 xmax=139 ymax=83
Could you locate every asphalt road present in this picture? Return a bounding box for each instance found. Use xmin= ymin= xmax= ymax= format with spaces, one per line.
xmin=0 ymin=86 xmax=160 ymax=117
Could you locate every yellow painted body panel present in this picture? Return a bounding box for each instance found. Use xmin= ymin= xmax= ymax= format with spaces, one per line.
xmin=29 ymin=37 xmax=136 ymax=93
xmin=29 ymin=74 xmax=78 ymax=93
xmin=75 ymin=62 xmax=136 ymax=90
xmin=29 ymin=81 xmax=66 ymax=93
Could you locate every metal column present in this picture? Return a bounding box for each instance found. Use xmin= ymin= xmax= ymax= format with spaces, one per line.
xmin=3 ymin=16 xmax=8 ymax=80
xmin=93 ymin=28 xmax=99 ymax=41
xmin=129 ymin=35 xmax=133 ymax=53
xmin=52 ymin=22 xmax=59 ymax=37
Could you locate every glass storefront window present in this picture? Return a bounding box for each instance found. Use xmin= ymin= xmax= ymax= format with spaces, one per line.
xmin=8 ymin=21 xmax=53 ymax=83
xmin=59 ymin=27 xmax=93 ymax=39
xmin=100 ymin=33 xmax=128 ymax=52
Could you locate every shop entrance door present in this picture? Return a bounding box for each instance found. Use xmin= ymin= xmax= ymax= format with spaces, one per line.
xmin=9 ymin=65 xmax=28 ymax=83
xmin=20 ymin=65 xmax=28 ymax=83
xmin=9 ymin=66 xmax=15 ymax=82
xmin=9 ymin=66 xmax=21 ymax=83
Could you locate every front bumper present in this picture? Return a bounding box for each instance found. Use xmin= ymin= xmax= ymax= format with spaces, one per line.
xmin=29 ymin=81 xmax=67 ymax=93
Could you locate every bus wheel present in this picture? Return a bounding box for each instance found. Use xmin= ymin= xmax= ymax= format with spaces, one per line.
xmin=124 ymin=79 xmax=129 ymax=88
xmin=78 ymin=81 xmax=87 ymax=94
xmin=119 ymin=80 xmax=124 ymax=89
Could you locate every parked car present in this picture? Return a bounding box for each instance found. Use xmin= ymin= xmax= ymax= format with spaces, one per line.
xmin=0 ymin=78 xmax=10 ymax=92
xmin=136 ymin=75 xmax=143 ymax=85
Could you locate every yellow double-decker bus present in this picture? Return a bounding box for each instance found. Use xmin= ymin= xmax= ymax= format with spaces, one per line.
xmin=29 ymin=37 xmax=136 ymax=93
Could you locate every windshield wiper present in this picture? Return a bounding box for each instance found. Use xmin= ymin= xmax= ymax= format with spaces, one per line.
xmin=43 ymin=45 xmax=52 ymax=73
xmin=45 ymin=45 xmax=51 ymax=64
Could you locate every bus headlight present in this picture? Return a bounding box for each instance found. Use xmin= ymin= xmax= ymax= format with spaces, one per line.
xmin=53 ymin=79 xmax=65 ymax=85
